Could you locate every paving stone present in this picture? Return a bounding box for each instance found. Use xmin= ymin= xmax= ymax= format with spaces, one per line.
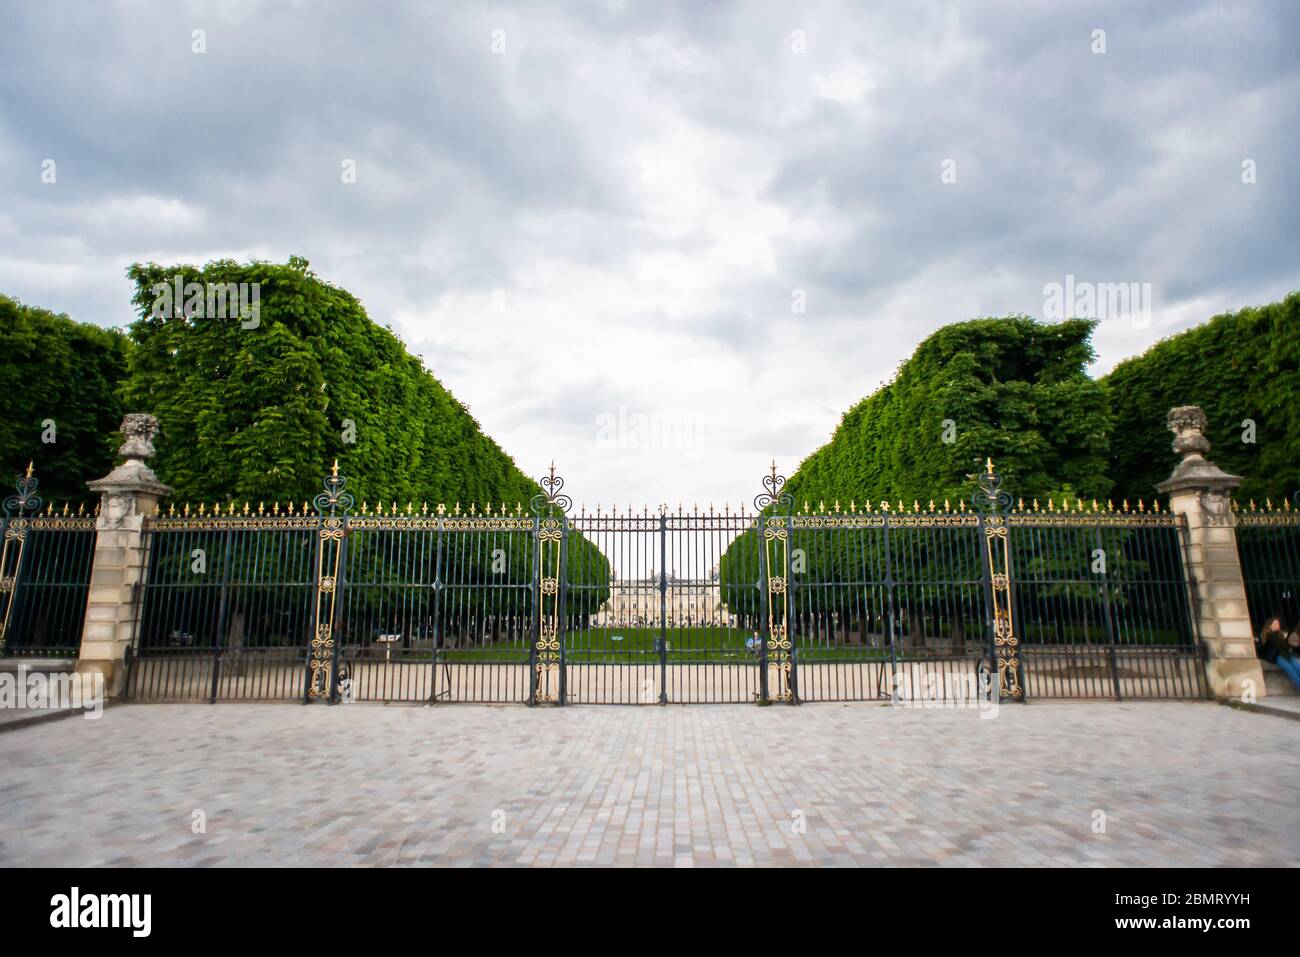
xmin=0 ymin=700 xmax=1295 ymax=866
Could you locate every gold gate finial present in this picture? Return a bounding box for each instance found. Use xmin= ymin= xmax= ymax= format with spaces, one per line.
xmin=25 ymin=461 xmax=34 ymax=478
xmin=331 ymin=459 xmax=339 ymax=478
xmin=986 ymin=457 xmax=994 ymax=476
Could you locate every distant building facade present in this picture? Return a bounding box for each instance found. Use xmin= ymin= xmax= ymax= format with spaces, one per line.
xmin=593 ymin=566 xmax=734 ymax=628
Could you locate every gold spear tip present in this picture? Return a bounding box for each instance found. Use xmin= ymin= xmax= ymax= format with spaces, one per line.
xmin=986 ymin=457 xmax=994 ymax=475
xmin=331 ymin=459 xmax=339 ymax=477
xmin=25 ymin=461 xmax=34 ymax=478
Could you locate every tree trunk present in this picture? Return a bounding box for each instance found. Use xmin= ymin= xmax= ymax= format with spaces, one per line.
xmin=950 ymin=616 xmax=966 ymax=652
xmin=909 ymin=609 xmax=924 ymax=648
xmin=227 ymin=607 xmax=246 ymax=676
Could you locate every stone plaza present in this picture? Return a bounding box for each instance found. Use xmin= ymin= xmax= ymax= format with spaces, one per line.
xmin=1 ymin=699 xmax=1296 ymax=867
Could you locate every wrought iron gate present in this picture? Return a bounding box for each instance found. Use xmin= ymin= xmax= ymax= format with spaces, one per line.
xmin=0 ymin=466 xmax=96 ymax=660
xmin=1236 ymin=495 xmax=1300 ymax=635
xmin=125 ymin=459 xmax=1205 ymax=704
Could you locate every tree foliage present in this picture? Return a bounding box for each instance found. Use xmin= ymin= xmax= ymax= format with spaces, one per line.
xmin=0 ymin=295 xmax=130 ymax=502
xmin=122 ymin=258 xmax=609 ymax=624
xmin=1102 ymin=292 xmax=1300 ymax=503
xmin=124 ymin=257 xmax=542 ymax=510
xmin=718 ymin=317 xmax=1112 ymax=624
xmin=780 ymin=316 xmax=1112 ymax=510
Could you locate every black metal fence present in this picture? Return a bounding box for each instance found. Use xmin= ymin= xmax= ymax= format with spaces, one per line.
xmin=1236 ymin=500 xmax=1300 ymax=637
xmin=1010 ymin=509 xmax=1206 ymax=699
xmin=339 ymin=514 xmax=538 ymax=704
xmin=127 ymin=512 xmax=317 ymax=701
xmin=783 ymin=509 xmax=990 ymax=704
xmin=0 ymin=469 xmax=97 ymax=659
xmin=123 ymin=463 xmax=1209 ymax=704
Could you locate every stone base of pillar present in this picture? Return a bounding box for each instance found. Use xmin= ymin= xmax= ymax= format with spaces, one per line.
xmin=1202 ymin=649 xmax=1267 ymax=702
xmin=75 ymin=646 xmax=132 ymax=699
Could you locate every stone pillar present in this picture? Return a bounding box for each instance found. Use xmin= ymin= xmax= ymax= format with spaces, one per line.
xmin=1156 ymin=406 xmax=1264 ymax=701
xmin=75 ymin=414 xmax=171 ymax=697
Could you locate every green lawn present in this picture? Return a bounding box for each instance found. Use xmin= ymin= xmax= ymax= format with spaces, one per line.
xmin=435 ymin=626 xmax=754 ymax=663
xmin=393 ymin=627 xmax=909 ymax=663
xmin=359 ymin=622 xmax=1194 ymax=664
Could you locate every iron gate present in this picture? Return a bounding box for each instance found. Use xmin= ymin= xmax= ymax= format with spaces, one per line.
xmin=551 ymin=462 xmax=1017 ymax=705
xmin=1236 ymin=495 xmax=1300 ymax=635
xmin=125 ymin=460 xmax=1205 ymax=703
xmin=0 ymin=466 xmax=97 ymax=660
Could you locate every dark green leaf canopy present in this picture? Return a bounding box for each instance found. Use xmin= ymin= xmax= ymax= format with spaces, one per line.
xmin=780 ymin=316 xmax=1112 ymax=510
xmin=1102 ymin=292 xmax=1300 ymax=503
xmin=0 ymin=295 xmax=129 ymax=503
xmin=123 ymin=257 xmax=542 ymax=509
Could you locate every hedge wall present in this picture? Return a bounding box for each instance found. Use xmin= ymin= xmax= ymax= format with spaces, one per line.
xmin=1102 ymin=292 xmax=1300 ymax=503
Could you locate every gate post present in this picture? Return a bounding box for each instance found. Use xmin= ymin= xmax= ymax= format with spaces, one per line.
xmin=530 ymin=464 xmax=570 ymax=705
xmin=974 ymin=459 xmax=1024 ymax=701
xmin=75 ymin=414 xmax=171 ymax=698
xmin=1156 ymin=406 xmax=1264 ymax=701
xmin=658 ymin=510 xmax=668 ymax=705
xmin=306 ymin=461 xmax=352 ymax=703
xmin=785 ymin=512 xmax=799 ymax=704
xmin=528 ymin=510 xmax=540 ymax=706
xmin=756 ymin=526 xmax=769 ymax=704
xmin=0 ymin=464 xmax=42 ymax=657
xmin=755 ymin=463 xmax=794 ymax=703
xmin=557 ymin=518 xmax=568 ymax=706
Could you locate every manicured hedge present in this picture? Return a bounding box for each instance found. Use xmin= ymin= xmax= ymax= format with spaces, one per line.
xmin=780 ymin=316 xmax=1112 ymax=510
xmin=0 ymin=295 xmax=130 ymax=502
xmin=125 ymin=256 xmax=542 ymax=510
xmin=1102 ymin=293 xmax=1300 ymax=503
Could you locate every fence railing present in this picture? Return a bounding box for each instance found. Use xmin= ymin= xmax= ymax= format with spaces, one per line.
xmin=0 ymin=467 xmax=97 ymax=659
xmin=120 ymin=464 xmax=1211 ymax=704
xmin=1009 ymin=509 xmax=1206 ymax=699
xmin=782 ymin=510 xmax=989 ymax=703
xmin=1235 ymin=499 xmax=1300 ymax=637
xmin=125 ymin=498 xmax=549 ymax=703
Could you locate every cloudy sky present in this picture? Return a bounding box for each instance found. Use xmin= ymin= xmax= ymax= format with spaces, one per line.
xmin=2 ymin=0 xmax=1297 ymax=507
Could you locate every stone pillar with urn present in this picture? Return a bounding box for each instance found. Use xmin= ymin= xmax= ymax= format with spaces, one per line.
xmin=1156 ymin=405 xmax=1265 ymax=700
xmin=75 ymin=414 xmax=171 ymax=697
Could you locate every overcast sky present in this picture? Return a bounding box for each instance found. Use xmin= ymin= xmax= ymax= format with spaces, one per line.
xmin=1 ymin=1 xmax=1297 ymax=507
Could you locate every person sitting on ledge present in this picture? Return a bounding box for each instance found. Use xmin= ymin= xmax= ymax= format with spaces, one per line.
xmin=1256 ymin=616 xmax=1300 ymax=691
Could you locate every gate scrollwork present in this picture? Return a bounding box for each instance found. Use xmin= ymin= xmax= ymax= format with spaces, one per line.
xmin=531 ymin=464 xmax=569 ymax=704
xmin=974 ymin=459 xmax=1023 ymax=700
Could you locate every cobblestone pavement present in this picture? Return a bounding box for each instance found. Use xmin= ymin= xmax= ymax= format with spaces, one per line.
xmin=1 ymin=700 xmax=1296 ymax=866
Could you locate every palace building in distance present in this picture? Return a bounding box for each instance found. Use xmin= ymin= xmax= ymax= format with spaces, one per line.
xmin=593 ymin=566 xmax=734 ymax=629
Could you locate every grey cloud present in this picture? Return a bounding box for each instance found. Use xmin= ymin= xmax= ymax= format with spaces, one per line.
xmin=0 ymin=0 xmax=1296 ymax=505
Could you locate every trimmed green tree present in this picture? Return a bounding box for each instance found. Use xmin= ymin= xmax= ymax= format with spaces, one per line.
xmin=0 ymin=295 xmax=130 ymax=502
xmin=779 ymin=316 xmax=1112 ymax=511
xmin=124 ymin=256 xmax=548 ymax=510
xmin=1102 ymin=292 xmax=1300 ymax=503
xmin=124 ymin=257 xmax=608 ymax=645
xmin=720 ymin=316 xmax=1113 ymax=639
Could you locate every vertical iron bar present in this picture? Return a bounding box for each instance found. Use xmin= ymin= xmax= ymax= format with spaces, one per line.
xmin=658 ymin=511 xmax=668 ymax=704
xmin=558 ymin=517 xmax=568 ymax=706
xmin=1095 ymin=527 xmax=1122 ymax=700
xmin=885 ymin=510 xmax=898 ymax=701
xmin=786 ymin=512 xmax=799 ymax=704
xmin=757 ymin=515 xmax=770 ymax=703
xmin=210 ymin=524 xmax=233 ymax=704
xmin=528 ymin=513 xmax=540 ymax=706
